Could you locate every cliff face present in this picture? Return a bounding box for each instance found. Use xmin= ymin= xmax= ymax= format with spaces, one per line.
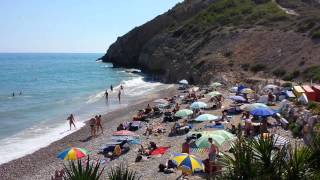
xmin=102 ymin=0 xmax=320 ymax=84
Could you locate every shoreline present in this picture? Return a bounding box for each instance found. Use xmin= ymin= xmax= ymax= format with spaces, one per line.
xmin=0 ymin=85 xmax=178 ymax=180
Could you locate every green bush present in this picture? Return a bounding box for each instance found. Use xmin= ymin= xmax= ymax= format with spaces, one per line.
xmin=107 ymin=164 xmax=141 ymax=180
xmin=283 ymin=70 xmax=300 ymax=81
xmin=241 ymin=63 xmax=250 ymax=71
xmin=273 ymin=68 xmax=286 ymax=77
xmin=63 ymin=156 xmax=105 ymax=180
xmin=282 ymin=82 xmax=293 ymax=88
xmin=311 ymin=28 xmax=320 ymax=39
xmin=250 ymin=64 xmax=266 ymax=73
xmin=303 ymin=66 xmax=320 ymax=82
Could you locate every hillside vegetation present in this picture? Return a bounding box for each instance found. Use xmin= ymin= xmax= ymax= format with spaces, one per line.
xmin=102 ymin=0 xmax=320 ymax=84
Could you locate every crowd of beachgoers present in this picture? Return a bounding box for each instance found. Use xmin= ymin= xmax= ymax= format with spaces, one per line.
xmin=0 ymin=80 xmax=314 ymax=180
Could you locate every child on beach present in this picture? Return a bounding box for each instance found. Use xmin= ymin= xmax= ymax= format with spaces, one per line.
xmin=67 ymin=114 xmax=76 ymax=130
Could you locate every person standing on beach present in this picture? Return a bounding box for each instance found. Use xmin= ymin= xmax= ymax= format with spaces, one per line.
xmin=96 ymin=115 xmax=104 ymax=134
xmin=67 ymin=114 xmax=76 ymax=130
xmin=89 ymin=117 xmax=96 ymax=137
xmin=120 ymin=84 xmax=124 ymax=91
xmin=118 ymin=90 xmax=121 ymax=103
xmin=105 ymin=90 xmax=108 ymax=102
xmin=110 ymin=85 xmax=113 ymax=92
xmin=182 ymin=138 xmax=191 ymax=154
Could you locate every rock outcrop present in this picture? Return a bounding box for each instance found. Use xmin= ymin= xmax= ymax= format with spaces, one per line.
xmin=102 ymin=0 xmax=320 ymax=84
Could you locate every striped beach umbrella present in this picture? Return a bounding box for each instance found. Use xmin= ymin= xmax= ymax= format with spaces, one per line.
xmin=171 ymin=153 xmax=204 ymax=174
xmin=57 ymin=147 xmax=89 ymax=161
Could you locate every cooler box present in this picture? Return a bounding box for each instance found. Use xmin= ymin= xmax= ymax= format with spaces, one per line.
xmin=312 ymin=85 xmax=320 ymax=102
xmin=293 ymin=86 xmax=305 ymax=97
xmin=302 ymin=85 xmax=316 ymax=101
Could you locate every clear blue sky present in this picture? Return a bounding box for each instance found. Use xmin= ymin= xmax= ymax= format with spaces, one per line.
xmin=0 ymin=0 xmax=183 ymax=53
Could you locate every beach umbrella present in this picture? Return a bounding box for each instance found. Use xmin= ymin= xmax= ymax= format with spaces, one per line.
xmin=263 ymin=84 xmax=279 ymax=91
xmin=250 ymin=108 xmax=275 ymax=117
xmin=241 ymin=88 xmax=255 ymax=94
xmin=171 ymin=153 xmax=204 ymax=174
xmin=57 ymin=147 xmax=89 ymax=161
xmin=210 ymin=82 xmax=222 ymax=88
xmin=153 ymin=99 xmax=169 ymax=104
xmin=228 ymin=95 xmax=246 ymax=102
xmin=229 ymin=86 xmax=238 ymax=93
xmin=179 ymin=79 xmax=188 ymax=85
xmin=195 ymin=130 xmax=236 ymax=148
xmin=112 ymin=130 xmax=138 ymax=137
xmin=190 ymin=101 xmax=207 ymax=109
xmin=240 ymin=103 xmax=269 ymax=112
xmin=195 ymin=134 xmax=227 ymax=148
xmin=207 ymin=91 xmax=222 ymax=97
xmin=175 ymin=109 xmax=193 ymax=117
xmin=195 ymin=114 xmax=219 ymax=122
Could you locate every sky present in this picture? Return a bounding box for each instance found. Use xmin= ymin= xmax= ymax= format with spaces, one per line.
xmin=0 ymin=0 xmax=183 ymax=53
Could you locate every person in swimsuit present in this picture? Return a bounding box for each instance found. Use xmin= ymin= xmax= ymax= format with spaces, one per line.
xmin=105 ymin=90 xmax=108 ymax=102
xmin=67 ymin=114 xmax=76 ymax=130
xmin=110 ymin=85 xmax=113 ymax=92
xmin=89 ymin=117 xmax=96 ymax=137
xmin=96 ymin=115 xmax=103 ymax=134
xmin=118 ymin=90 xmax=121 ymax=103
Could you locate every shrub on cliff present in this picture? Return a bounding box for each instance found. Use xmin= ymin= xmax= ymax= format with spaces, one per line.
xmin=250 ymin=64 xmax=266 ymax=73
xmin=303 ymin=66 xmax=320 ymax=81
xmin=273 ymin=68 xmax=286 ymax=77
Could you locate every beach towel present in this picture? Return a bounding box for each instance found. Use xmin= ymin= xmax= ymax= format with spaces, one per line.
xmin=204 ymin=124 xmax=224 ymax=129
xmin=150 ymin=147 xmax=170 ymax=155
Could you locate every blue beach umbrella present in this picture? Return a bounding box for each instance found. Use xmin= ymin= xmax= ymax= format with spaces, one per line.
xmin=228 ymin=95 xmax=246 ymax=102
xmin=250 ymin=108 xmax=275 ymax=117
xmin=190 ymin=102 xmax=207 ymax=109
xmin=195 ymin=114 xmax=219 ymax=122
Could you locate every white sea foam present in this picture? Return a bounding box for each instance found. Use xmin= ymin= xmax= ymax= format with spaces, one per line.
xmin=0 ymin=121 xmax=85 ymax=165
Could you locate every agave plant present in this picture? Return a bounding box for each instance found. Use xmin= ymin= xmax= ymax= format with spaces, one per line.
xmin=218 ymin=136 xmax=257 ymax=180
xmin=250 ymin=137 xmax=287 ymax=180
xmin=63 ymin=156 xmax=105 ymax=180
xmin=107 ymin=163 xmax=141 ymax=180
xmin=283 ymin=145 xmax=312 ymax=180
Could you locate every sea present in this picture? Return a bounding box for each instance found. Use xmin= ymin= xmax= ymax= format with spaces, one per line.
xmin=0 ymin=53 xmax=171 ymax=164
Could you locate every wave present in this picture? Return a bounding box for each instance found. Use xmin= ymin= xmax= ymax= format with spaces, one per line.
xmin=0 ymin=121 xmax=85 ymax=165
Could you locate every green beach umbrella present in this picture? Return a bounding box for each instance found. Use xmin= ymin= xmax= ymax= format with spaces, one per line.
xmin=175 ymin=109 xmax=193 ymax=118
xmin=195 ymin=114 xmax=219 ymax=122
xmin=207 ymin=91 xmax=222 ymax=97
xmin=240 ymin=103 xmax=269 ymax=112
xmin=210 ymin=82 xmax=222 ymax=88
xmin=190 ymin=101 xmax=207 ymax=109
xmin=195 ymin=130 xmax=236 ymax=148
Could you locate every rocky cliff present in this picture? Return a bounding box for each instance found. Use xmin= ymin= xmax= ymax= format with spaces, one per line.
xmin=102 ymin=0 xmax=320 ymax=84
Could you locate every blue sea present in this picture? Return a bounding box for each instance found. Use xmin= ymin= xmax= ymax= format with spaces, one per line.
xmin=0 ymin=53 xmax=170 ymax=164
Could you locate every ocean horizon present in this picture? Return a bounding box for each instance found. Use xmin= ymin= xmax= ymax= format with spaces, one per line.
xmin=0 ymin=53 xmax=170 ymax=164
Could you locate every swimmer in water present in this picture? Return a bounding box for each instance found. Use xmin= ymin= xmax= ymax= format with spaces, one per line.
xmin=110 ymin=85 xmax=113 ymax=92
xmin=105 ymin=90 xmax=108 ymax=102
xmin=12 ymin=92 xmax=15 ymax=97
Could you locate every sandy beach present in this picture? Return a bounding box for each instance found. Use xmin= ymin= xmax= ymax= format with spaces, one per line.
xmin=0 ymin=83 xmax=305 ymax=180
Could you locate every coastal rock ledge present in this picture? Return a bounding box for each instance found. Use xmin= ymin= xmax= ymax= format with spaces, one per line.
xmin=102 ymin=0 xmax=320 ymax=84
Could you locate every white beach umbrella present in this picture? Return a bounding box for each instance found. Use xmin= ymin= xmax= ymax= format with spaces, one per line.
xmin=179 ymin=79 xmax=188 ymax=85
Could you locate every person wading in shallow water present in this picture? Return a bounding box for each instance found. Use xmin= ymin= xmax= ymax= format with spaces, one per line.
xmin=118 ymin=90 xmax=121 ymax=103
xmin=105 ymin=89 xmax=108 ymax=102
xmin=110 ymin=85 xmax=113 ymax=92
xmin=67 ymin=114 xmax=76 ymax=130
